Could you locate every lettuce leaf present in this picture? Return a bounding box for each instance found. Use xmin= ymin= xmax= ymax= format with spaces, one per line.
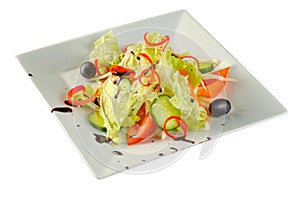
xmin=89 ymin=30 xmax=121 ymax=66
xmin=160 ymin=51 xmax=202 ymax=88
xmin=98 ymin=76 xmax=158 ymax=144
xmin=99 ymin=78 xmax=121 ymax=144
xmin=156 ymin=65 xmax=207 ymax=131
xmin=118 ymin=42 xmax=143 ymax=69
xmin=142 ymin=32 xmax=168 ymax=63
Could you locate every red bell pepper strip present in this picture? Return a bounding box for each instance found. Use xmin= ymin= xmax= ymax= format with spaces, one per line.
xmin=180 ymin=55 xmax=201 ymax=70
xmin=163 ymin=116 xmax=188 ymax=139
xmin=138 ymin=68 xmax=161 ymax=92
xmin=139 ymin=53 xmax=153 ymax=64
xmin=111 ymin=65 xmax=131 ymax=75
xmin=67 ymin=85 xmax=99 ymax=106
xmin=143 ymin=32 xmax=170 ymax=47
xmin=94 ymin=59 xmax=101 ymax=76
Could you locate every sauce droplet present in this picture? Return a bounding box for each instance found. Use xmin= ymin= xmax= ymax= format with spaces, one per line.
xmin=158 ymin=153 xmax=164 ymax=156
xmin=174 ymin=137 xmax=195 ymax=144
xmin=64 ymin=100 xmax=78 ymax=107
xmin=51 ymin=107 xmax=72 ymax=113
xmin=170 ymin=147 xmax=178 ymax=152
xmin=112 ymin=151 xmax=123 ymax=156
xmin=93 ymin=133 xmax=111 ymax=144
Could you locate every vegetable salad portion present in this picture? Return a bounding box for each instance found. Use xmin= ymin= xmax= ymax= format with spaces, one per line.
xmin=66 ymin=31 xmax=233 ymax=145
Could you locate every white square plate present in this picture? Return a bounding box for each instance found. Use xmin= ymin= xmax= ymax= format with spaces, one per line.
xmin=17 ymin=10 xmax=286 ymax=179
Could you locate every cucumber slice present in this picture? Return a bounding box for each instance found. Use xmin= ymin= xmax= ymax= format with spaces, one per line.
xmin=118 ymin=78 xmax=131 ymax=91
xmin=89 ymin=111 xmax=107 ymax=132
xmin=199 ymin=62 xmax=214 ymax=73
xmin=150 ymin=94 xmax=181 ymax=130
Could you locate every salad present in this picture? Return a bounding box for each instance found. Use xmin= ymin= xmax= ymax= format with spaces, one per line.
xmin=66 ymin=31 xmax=233 ymax=145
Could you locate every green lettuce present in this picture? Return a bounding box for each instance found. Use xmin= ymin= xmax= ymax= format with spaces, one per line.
xmin=118 ymin=42 xmax=143 ymax=69
xmin=160 ymin=51 xmax=202 ymax=88
xmin=98 ymin=75 xmax=159 ymax=144
xmin=89 ymin=30 xmax=121 ymax=66
xmin=156 ymin=65 xmax=207 ymax=131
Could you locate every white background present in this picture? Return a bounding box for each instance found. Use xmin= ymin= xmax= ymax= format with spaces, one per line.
xmin=0 ymin=0 xmax=299 ymax=199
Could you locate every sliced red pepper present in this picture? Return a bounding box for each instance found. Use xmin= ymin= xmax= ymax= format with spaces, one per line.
xmin=163 ymin=116 xmax=188 ymax=139
xmin=67 ymin=85 xmax=99 ymax=106
xmin=138 ymin=68 xmax=161 ymax=92
xmin=180 ymin=55 xmax=200 ymax=70
xmin=111 ymin=65 xmax=131 ymax=76
xmin=94 ymin=59 xmax=101 ymax=76
xmin=197 ymin=67 xmax=231 ymax=98
xmin=139 ymin=53 xmax=153 ymax=64
xmin=143 ymin=32 xmax=170 ymax=47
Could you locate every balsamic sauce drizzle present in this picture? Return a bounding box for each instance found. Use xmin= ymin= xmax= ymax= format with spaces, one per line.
xmin=51 ymin=107 xmax=72 ymax=113
xmin=93 ymin=133 xmax=111 ymax=144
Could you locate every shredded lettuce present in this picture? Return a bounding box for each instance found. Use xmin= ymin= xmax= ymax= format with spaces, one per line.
xmin=160 ymin=51 xmax=202 ymax=88
xmin=119 ymin=42 xmax=143 ymax=69
xmin=156 ymin=65 xmax=207 ymax=131
xmin=89 ymin=30 xmax=122 ymax=66
xmin=142 ymin=32 xmax=170 ymax=63
xmin=99 ymin=78 xmax=121 ymax=144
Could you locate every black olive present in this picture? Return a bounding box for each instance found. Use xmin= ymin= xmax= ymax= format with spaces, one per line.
xmin=209 ymin=99 xmax=231 ymax=117
xmin=80 ymin=61 xmax=96 ymax=79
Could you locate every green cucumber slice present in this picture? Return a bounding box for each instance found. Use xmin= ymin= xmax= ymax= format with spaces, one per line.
xmin=199 ymin=62 xmax=214 ymax=73
xmin=150 ymin=94 xmax=181 ymax=130
xmin=89 ymin=111 xmax=107 ymax=132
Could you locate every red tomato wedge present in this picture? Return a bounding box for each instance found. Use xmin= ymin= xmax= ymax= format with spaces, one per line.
xmin=197 ymin=67 xmax=231 ymax=98
xmin=127 ymin=104 xmax=157 ymax=145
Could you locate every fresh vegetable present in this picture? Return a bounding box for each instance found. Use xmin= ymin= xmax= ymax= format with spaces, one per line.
xmin=143 ymin=32 xmax=170 ymax=51
xmin=117 ymin=78 xmax=132 ymax=91
xmin=67 ymin=31 xmax=234 ymax=145
xmin=111 ymin=65 xmax=131 ymax=76
xmin=197 ymin=67 xmax=231 ymax=98
xmin=67 ymin=85 xmax=99 ymax=106
xmin=89 ymin=111 xmax=107 ymax=131
xmin=89 ymin=30 xmax=121 ymax=66
xmin=155 ymin=65 xmax=207 ymax=131
xmin=150 ymin=95 xmax=181 ymax=130
xmin=94 ymin=59 xmax=102 ymax=76
xmin=127 ymin=104 xmax=157 ymax=145
xmin=138 ymin=68 xmax=161 ymax=92
xmin=160 ymin=51 xmax=202 ymax=88
xmin=180 ymin=55 xmax=200 ymax=70
xmin=163 ymin=116 xmax=188 ymax=139
xmin=139 ymin=53 xmax=153 ymax=64
xmin=209 ymin=99 xmax=232 ymax=117
xmin=199 ymin=62 xmax=214 ymax=73
xmin=80 ymin=61 xmax=96 ymax=79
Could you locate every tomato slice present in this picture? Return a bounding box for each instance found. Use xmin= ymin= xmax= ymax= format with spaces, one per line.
xmin=127 ymin=104 xmax=157 ymax=145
